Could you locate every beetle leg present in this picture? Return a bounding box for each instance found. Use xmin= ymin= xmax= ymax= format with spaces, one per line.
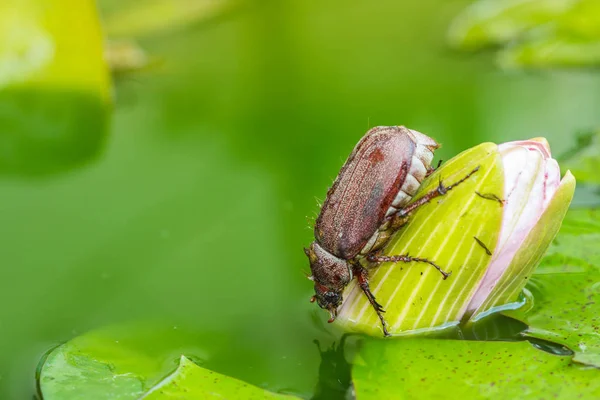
xmin=425 ymin=159 xmax=443 ymax=177
xmin=395 ymin=166 xmax=480 ymax=219
xmin=389 ymin=215 xmax=410 ymax=230
xmin=367 ymin=253 xmax=451 ymax=279
xmin=475 ymin=191 xmax=505 ymax=206
xmin=351 ymin=264 xmax=391 ymax=337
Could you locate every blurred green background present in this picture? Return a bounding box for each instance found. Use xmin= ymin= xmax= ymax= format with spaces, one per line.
xmin=1 ymin=0 xmax=600 ymax=398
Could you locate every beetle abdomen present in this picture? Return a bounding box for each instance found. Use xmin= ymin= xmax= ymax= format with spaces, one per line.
xmin=315 ymin=126 xmax=438 ymax=259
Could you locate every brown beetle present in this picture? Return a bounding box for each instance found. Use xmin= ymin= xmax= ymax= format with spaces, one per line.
xmin=305 ymin=126 xmax=478 ymax=336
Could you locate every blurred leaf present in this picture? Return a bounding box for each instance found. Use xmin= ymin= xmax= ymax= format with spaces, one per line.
xmin=560 ymin=130 xmax=600 ymax=185
xmin=102 ymin=0 xmax=235 ymax=39
xmin=503 ymin=208 xmax=600 ymax=367
xmin=0 ymin=1 xmax=110 ymax=91
xmin=450 ymin=0 xmax=600 ymax=68
xmin=547 ymin=0 xmax=600 ymax=40
xmin=498 ymin=32 xmax=600 ymax=68
xmin=337 ymin=143 xmax=504 ymax=335
xmin=353 ymin=338 xmax=600 ymax=399
xmin=447 ymin=0 xmax=574 ymax=51
xmin=0 ymin=0 xmax=110 ymax=175
xmin=40 ymin=323 xmax=301 ymax=399
xmin=105 ymin=40 xmax=153 ymax=75
xmin=0 ymin=88 xmax=109 ymax=174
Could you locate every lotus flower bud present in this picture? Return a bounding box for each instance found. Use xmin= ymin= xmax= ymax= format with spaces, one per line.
xmin=336 ymin=138 xmax=575 ymax=336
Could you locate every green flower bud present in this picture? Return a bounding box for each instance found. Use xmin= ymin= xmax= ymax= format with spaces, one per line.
xmin=336 ymin=139 xmax=575 ymax=336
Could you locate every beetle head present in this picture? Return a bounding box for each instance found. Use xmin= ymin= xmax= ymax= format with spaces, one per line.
xmin=304 ymin=242 xmax=352 ymax=322
xmin=311 ymin=283 xmax=343 ymax=322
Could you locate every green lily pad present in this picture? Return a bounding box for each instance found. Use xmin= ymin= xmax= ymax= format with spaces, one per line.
xmin=353 ymin=338 xmax=600 ymax=399
xmin=0 ymin=0 xmax=110 ymax=175
xmin=39 ymin=324 xmax=302 ymax=399
xmin=142 ymin=356 xmax=298 ymax=399
xmin=503 ymin=208 xmax=600 ymax=367
xmin=39 ymin=324 xmax=198 ymax=399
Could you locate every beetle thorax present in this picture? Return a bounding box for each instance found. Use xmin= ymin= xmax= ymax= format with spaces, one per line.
xmin=305 ymin=242 xmax=352 ymax=290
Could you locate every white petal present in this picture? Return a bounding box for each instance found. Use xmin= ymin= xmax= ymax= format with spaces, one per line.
xmin=465 ymin=138 xmax=562 ymax=316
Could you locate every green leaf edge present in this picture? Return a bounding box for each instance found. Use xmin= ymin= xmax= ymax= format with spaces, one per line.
xmin=141 ymin=355 xmax=300 ymax=400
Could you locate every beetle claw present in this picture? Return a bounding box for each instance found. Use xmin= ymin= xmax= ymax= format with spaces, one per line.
xmin=437 ymin=180 xmax=447 ymax=195
xmin=425 ymin=159 xmax=443 ymax=177
xmin=327 ymin=308 xmax=338 ymax=322
xmin=372 ymin=299 xmax=385 ymax=312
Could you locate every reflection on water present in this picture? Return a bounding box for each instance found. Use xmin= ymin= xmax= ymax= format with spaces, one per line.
xmin=0 ymin=88 xmax=108 ymax=176
xmin=529 ymin=337 xmax=574 ymax=357
xmin=312 ymin=335 xmax=354 ymax=400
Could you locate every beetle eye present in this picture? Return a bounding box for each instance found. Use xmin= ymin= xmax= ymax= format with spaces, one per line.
xmin=323 ymin=291 xmax=341 ymax=307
